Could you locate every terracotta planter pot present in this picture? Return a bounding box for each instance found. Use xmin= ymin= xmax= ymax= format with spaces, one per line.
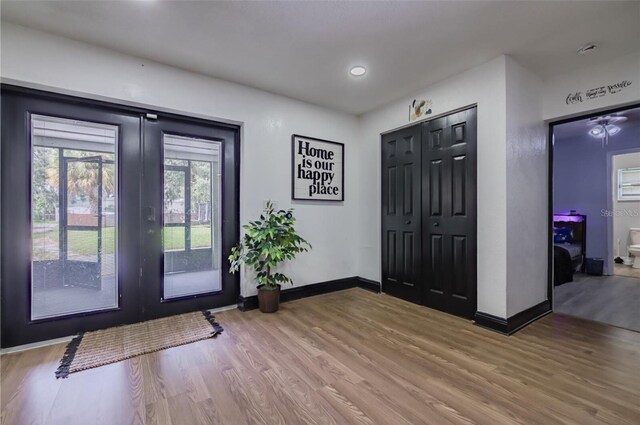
xmin=257 ymin=285 xmax=281 ymax=313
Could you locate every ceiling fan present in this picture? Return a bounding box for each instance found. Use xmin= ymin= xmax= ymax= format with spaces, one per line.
xmin=587 ymin=114 xmax=627 ymax=147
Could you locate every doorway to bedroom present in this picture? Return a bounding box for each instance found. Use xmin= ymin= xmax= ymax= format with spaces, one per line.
xmin=551 ymin=104 xmax=640 ymax=332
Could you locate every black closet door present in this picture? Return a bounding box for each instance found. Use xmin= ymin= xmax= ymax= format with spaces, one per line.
xmin=422 ymin=108 xmax=477 ymax=318
xmin=381 ymin=125 xmax=422 ymax=303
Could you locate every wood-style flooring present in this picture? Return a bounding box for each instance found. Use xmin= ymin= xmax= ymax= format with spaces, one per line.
xmin=555 ymin=272 xmax=640 ymax=332
xmin=2 ymin=288 xmax=639 ymax=425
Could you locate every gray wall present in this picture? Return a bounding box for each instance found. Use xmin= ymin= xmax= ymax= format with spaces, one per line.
xmin=554 ymin=124 xmax=640 ymax=273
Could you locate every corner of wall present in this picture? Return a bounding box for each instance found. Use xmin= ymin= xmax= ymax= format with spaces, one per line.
xmin=504 ymin=56 xmax=549 ymax=317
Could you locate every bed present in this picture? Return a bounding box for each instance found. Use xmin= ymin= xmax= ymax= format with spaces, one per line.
xmin=553 ymin=214 xmax=587 ymax=286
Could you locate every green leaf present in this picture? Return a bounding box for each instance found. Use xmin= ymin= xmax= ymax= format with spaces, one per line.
xmin=228 ymin=200 xmax=311 ymax=290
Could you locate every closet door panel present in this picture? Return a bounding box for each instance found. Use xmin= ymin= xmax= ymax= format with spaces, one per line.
xmin=381 ymin=126 xmax=422 ymax=304
xmin=422 ymin=108 xmax=477 ymax=319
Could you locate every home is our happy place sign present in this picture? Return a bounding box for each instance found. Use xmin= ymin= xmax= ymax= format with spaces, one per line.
xmin=291 ymin=135 xmax=344 ymax=201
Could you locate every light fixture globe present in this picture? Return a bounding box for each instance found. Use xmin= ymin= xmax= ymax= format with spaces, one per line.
xmin=586 ymin=114 xmax=626 ymax=146
xmin=606 ymin=125 xmax=621 ymax=136
xmin=349 ymin=66 xmax=366 ymax=77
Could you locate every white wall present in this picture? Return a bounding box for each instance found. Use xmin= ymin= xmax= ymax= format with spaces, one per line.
xmin=4 ymin=20 xmax=639 ymax=320
xmin=0 ymin=22 xmax=361 ymax=297
xmin=504 ymin=57 xmax=548 ymax=317
xmin=612 ymin=152 xmax=640 ymax=258
xmin=358 ymin=56 xmax=509 ymax=318
xmin=543 ymin=51 xmax=640 ymax=121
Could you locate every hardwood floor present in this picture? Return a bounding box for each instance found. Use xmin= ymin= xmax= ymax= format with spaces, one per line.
xmin=555 ymin=273 xmax=640 ymax=332
xmin=2 ymin=288 xmax=639 ymax=425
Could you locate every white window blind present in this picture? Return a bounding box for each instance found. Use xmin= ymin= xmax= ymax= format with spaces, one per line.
xmin=618 ymin=167 xmax=640 ymax=201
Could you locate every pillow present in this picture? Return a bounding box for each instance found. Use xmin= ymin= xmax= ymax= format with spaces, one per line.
xmin=554 ymin=226 xmax=574 ymax=244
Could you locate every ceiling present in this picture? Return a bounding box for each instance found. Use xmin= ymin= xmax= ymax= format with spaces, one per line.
xmin=1 ymin=1 xmax=639 ymax=115
xmin=554 ymin=106 xmax=640 ymax=141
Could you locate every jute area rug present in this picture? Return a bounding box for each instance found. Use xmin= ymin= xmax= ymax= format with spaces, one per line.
xmin=55 ymin=311 xmax=223 ymax=378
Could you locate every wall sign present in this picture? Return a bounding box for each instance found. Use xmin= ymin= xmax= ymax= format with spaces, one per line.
xmin=565 ymin=79 xmax=633 ymax=105
xmin=292 ymin=134 xmax=344 ymax=201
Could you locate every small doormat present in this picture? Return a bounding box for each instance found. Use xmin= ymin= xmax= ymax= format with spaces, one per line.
xmin=55 ymin=311 xmax=222 ymax=378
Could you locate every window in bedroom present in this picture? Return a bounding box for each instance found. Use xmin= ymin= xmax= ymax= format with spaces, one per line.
xmin=618 ymin=167 xmax=640 ymax=201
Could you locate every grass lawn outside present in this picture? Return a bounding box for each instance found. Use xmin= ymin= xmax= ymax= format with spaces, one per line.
xmin=163 ymin=226 xmax=212 ymax=250
xmin=32 ymin=223 xmax=212 ymax=260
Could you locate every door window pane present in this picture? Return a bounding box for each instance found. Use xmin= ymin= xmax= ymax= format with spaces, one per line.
xmin=163 ymin=134 xmax=221 ymax=299
xmin=31 ymin=115 xmax=118 ymax=319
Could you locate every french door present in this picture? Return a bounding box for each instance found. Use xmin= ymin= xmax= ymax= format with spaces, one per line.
xmin=1 ymin=86 xmax=239 ymax=348
xmin=141 ymin=115 xmax=239 ymax=318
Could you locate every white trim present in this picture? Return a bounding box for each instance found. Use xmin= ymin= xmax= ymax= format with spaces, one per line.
xmin=0 ymin=335 xmax=74 ymax=355
xmin=206 ymin=304 xmax=237 ymax=314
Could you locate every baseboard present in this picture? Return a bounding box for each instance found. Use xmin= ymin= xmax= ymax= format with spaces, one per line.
xmin=237 ymin=294 xmax=259 ymax=312
xmin=355 ymin=276 xmax=381 ymax=293
xmin=0 ymin=335 xmax=74 ymax=355
xmin=474 ymin=300 xmax=551 ymax=335
xmin=237 ymin=276 xmax=380 ymax=312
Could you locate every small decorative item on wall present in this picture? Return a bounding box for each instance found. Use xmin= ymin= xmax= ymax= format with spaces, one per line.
xmin=291 ymin=134 xmax=344 ymax=201
xmin=409 ymin=98 xmax=432 ymax=121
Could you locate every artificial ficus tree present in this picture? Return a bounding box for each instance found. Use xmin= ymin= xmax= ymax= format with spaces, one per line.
xmin=229 ymin=201 xmax=311 ymax=290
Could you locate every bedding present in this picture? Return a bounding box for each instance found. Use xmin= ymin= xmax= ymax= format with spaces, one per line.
xmin=553 ymin=214 xmax=587 ymax=278
xmin=555 ymin=242 xmax=582 ymax=259
xmin=554 ymin=245 xmax=574 ymax=286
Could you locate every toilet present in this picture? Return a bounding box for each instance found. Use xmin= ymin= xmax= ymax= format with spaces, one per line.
xmin=629 ymin=228 xmax=640 ymax=269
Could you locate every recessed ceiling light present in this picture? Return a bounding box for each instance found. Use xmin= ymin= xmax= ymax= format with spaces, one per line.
xmin=349 ymin=66 xmax=366 ymax=77
xmin=577 ymin=43 xmax=598 ymax=55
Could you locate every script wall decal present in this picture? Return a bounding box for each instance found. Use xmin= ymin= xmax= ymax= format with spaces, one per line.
xmin=291 ymin=135 xmax=344 ymax=201
xmin=566 ymin=79 xmax=633 ymax=105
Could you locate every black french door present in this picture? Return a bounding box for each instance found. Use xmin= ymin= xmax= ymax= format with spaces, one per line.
xmin=141 ymin=115 xmax=239 ymax=318
xmin=1 ymin=86 xmax=239 ymax=348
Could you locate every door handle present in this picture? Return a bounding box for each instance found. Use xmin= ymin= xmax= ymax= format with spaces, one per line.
xmin=146 ymin=207 xmax=156 ymax=223
xmin=405 ymin=220 xmax=412 ymax=225
xmin=433 ymin=222 xmax=440 ymax=227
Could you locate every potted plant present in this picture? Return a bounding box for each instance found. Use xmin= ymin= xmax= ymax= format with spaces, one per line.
xmin=229 ymin=201 xmax=311 ymax=313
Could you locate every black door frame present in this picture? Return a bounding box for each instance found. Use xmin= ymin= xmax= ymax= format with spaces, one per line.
xmin=1 ymin=85 xmax=240 ymax=348
xmin=546 ymin=102 xmax=640 ymax=307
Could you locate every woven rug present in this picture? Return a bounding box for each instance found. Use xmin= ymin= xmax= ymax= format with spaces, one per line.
xmin=55 ymin=311 xmax=222 ymax=378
